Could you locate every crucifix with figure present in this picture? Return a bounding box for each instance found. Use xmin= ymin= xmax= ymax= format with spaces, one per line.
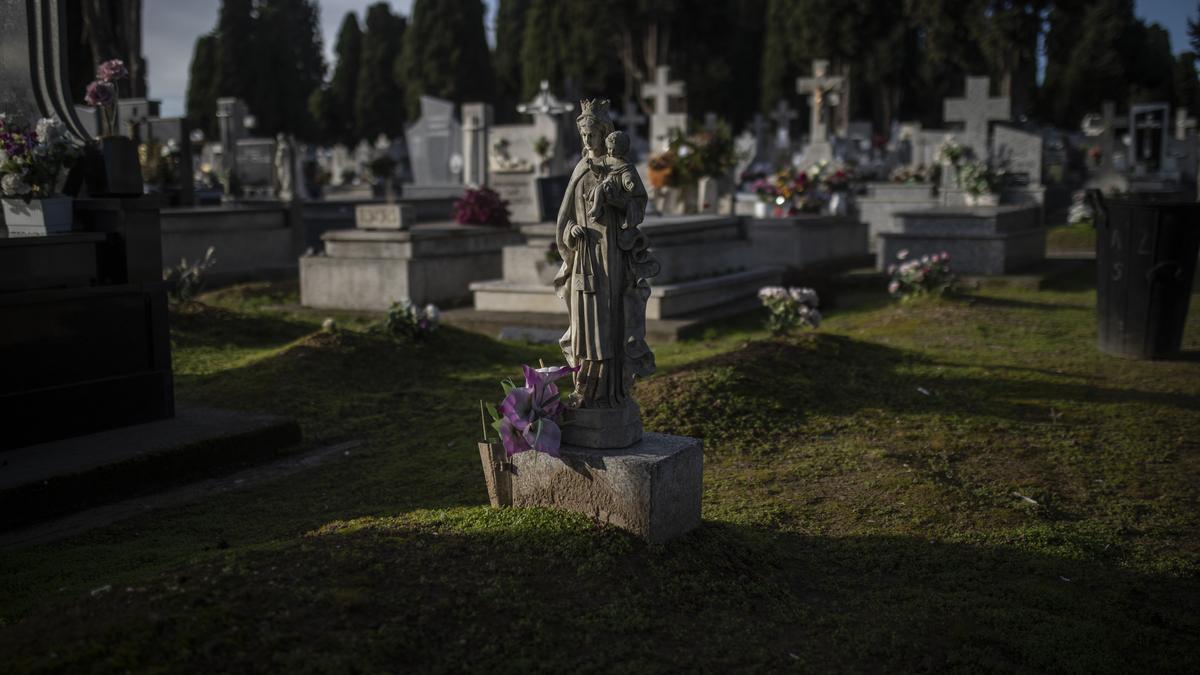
xmin=796 ymin=60 xmax=844 ymax=162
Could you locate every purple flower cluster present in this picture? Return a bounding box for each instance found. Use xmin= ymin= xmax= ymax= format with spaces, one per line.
xmin=487 ymin=365 xmax=578 ymax=457
xmin=887 ymin=249 xmax=954 ymax=298
xmin=452 ymin=187 xmax=512 ymax=228
xmin=0 ymin=116 xmax=79 ymax=199
xmin=84 ymin=59 xmax=128 ymax=136
xmin=96 ymin=59 xmax=129 ymax=83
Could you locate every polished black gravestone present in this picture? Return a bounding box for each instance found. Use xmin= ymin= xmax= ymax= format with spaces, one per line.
xmin=1 ymin=198 xmax=175 ymax=450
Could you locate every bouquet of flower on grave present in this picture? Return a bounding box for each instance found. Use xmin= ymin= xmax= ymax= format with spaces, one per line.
xmin=935 ymin=135 xmax=968 ymax=166
xmin=886 ymin=249 xmax=954 ymax=299
xmin=484 ymin=365 xmax=579 ymax=458
xmin=757 ymin=286 xmax=822 ymax=336
xmin=383 ymin=299 xmax=440 ymax=339
xmin=0 ymin=116 xmax=81 ymax=200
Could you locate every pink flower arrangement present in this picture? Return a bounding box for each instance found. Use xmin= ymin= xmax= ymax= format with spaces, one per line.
xmin=452 ymin=186 xmax=512 ymax=227
xmin=84 ymin=58 xmax=128 ymax=137
xmin=887 ymin=249 xmax=954 ymax=299
xmin=484 ymin=365 xmax=578 ymax=457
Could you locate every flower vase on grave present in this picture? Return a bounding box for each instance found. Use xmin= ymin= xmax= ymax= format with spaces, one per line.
xmin=1 ymin=197 xmax=73 ymax=237
xmin=79 ymin=61 xmax=144 ymax=197
xmin=828 ymin=191 xmax=849 ymax=216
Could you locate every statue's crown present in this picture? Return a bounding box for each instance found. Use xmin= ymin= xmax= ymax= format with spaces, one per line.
xmin=579 ymin=98 xmax=610 ymax=119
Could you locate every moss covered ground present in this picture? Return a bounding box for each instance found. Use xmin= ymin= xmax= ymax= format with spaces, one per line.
xmin=1 ymin=269 xmax=1198 ymax=673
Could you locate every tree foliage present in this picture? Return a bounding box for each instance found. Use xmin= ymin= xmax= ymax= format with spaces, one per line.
xmin=356 ymin=3 xmax=407 ymax=142
xmin=399 ymin=0 xmax=495 ymax=120
xmin=185 ymin=34 xmax=220 ymax=138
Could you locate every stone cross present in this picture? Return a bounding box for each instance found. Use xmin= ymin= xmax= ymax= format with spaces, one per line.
xmin=642 ymin=65 xmax=687 ymax=150
xmin=749 ymin=113 xmax=769 ymax=163
xmin=796 ymin=60 xmax=845 ymax=146
xmin=771 ymin=99 xmax=798 ymax=150
xmin=517 ymin=80 xmax=574 ymax=117
xmin=1176 ymin=108 xmax=1197 ymax=141
xmin=1097 ymin=101 xmax=1128 ymax=173
xmin=943 ymin=76 xmax=1011 ymax=160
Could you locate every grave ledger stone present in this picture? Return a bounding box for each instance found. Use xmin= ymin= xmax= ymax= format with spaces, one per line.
xmin=476 ymin=97 xmax=703 ymax=544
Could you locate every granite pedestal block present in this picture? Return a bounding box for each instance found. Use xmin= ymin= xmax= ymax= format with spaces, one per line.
xmin=745 ymin=214 xmax=869 ymax=270
xmin=479 ymin=432 xmax=703 ymax=543
xmin=856 ymin=182 xmax=939 ymax=252
xmin=300 ymin=222 xmax=521 ymax=309
xmin=561 ymin=401 xmax=643 ymax=449
xmin=877 ymin=204 xmax=1046 ymax=276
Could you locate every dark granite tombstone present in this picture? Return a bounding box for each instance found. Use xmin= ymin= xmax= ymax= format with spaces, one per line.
xmin=0 ymin=0 xmax=174 ymax=450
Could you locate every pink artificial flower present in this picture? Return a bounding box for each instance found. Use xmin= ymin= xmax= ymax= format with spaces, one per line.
xmin=96 ymin=59 xmax=129 ymax=83
xmin=888 ymin=280 xmax=901 ymax=295
xmin=85 ymin=80 xmax=114 ymax=107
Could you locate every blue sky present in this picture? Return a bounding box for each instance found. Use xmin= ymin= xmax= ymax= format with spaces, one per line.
xmin=145 ymin=0 xmax=1193 ymax=118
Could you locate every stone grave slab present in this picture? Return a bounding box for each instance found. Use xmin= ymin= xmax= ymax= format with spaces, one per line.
xmin=300 ymin=222 xmax=522 ymax=309
xmin=877 ymin=204 xmax=1045 ymax=275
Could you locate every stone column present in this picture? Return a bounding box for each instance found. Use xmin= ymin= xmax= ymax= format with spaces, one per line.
xmin=462 ymin=102 xmax=493 ymax=188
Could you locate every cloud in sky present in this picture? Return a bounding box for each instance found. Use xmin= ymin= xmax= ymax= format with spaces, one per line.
xmin=145 ymin=0 xmax=419 ymax=118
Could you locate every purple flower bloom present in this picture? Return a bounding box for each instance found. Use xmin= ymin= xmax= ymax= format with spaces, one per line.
xmin=96 ymin=59 xmax=128 ymax=83
xmin=494 ymin=364 xmax=578 ymax=458
xmin=85 ymin=80 xmax=114 ymax=107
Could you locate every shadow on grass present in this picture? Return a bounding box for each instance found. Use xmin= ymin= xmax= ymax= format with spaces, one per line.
xmin=2 ymin=512 xmax=1195 ymax=673
xmin=170 ymin=302 xmax=316 ymax=350
xmin=960 ymin=294 xmax=1090 ymax=312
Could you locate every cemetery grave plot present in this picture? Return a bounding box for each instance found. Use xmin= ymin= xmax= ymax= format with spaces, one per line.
xmin=1 ymin=274 xmax=1198 ymax=672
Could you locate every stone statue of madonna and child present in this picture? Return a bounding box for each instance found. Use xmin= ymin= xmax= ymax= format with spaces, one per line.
xmin=553 ymin=98 xmax=660 ymax=448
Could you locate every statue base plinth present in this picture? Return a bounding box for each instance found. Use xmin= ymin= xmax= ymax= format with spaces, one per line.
xmin=561 ymin=401 xmax=642 ymax=449
xmin=477 ymin=433 xmax=704 ymax=543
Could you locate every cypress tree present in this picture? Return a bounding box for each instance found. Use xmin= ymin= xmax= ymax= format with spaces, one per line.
xmin=356 ymin=3 xmax=407 ymax=142
xmin=328 ymin=12 xmax=364 ymax=144
xmin=185 ymin=34 xmax=219 ymax=137
xmin=214 ymin=0 xmax=257 ymax=100
xmin=253 ymin=0 xmax=326 ymax=139
xmin=494 ymin=0 xmax=531 ymax=122
xmin=400 ymin=0 xmax=495 ymax=120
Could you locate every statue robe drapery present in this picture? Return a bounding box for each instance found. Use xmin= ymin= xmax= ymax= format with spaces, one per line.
xmin=553 ymin=156 xmax=659 ymax=407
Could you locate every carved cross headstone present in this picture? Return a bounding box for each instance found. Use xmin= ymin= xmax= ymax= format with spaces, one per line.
xmin=796 ymin=60 xmax=845 ymax=163
xmin=771 ymin=100 xmax=798 ymax=150
xmin=943 ymin=76 xmax=1010 ymax=160
xmin=749 ymin=113 xmax=770 ymax=165
xmin=1130 ymin=102 xmax=1169 ymax=173
xmin=1098 ymin=101 xmax=1128 ymax=173
xmin=642 ymin=65 xmax=687 ymax=150
xmin=1175 ymin=108 xmax=1197 ymax=141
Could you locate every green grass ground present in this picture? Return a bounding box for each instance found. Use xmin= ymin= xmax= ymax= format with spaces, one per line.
xmin=2 ymin=270 xmax=1198 ymax=673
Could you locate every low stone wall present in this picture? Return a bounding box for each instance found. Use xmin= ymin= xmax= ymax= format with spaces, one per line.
xmin=161 ymin=205 xmax=301 ymax=284
xmin=745 ymin=214 xmax=869 ymax=270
